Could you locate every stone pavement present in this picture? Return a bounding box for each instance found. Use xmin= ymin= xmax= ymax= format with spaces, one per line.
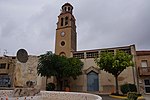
xmin=143 ymin=95 xmax=150 ymax=100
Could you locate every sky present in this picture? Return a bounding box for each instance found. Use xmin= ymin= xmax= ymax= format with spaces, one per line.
xmin=0 ymin=0 xmax=150 ymax=56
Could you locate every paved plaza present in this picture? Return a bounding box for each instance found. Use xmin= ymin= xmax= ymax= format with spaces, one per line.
xmin=143 ymin=95 xmax=149 ymax=100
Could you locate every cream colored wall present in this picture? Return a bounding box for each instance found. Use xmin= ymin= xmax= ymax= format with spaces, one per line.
xmin=81 ymin=58 xmax=98 ymax=70
xmin=70 ymin=75 xmax=84 ymax=91
xmin=70 ymin=56 xmax=136 ymax=93
xmin=55 ymin=28 xmax=73 ymax=57
xmin=119 ymin=67 xmax=135 ymax=84
xmin=55 ymin=12 xmax=76 ymax=57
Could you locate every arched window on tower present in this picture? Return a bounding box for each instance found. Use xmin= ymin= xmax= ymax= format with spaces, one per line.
xmin=65 ymin=17 xmax=68 ymax=26
xmin=59 ymin=52 xmax=66 ymax=56
xmin=61 ymin=18 xmax=64 ymax=26
xmin=68 ymin=7 xmax=70 ymax=11
xmin=64 ymin=7 xmax=67 ymax=11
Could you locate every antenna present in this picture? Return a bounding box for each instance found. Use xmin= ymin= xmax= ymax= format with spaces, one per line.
xmin=3 ymin=49 xmax=8 ymax=56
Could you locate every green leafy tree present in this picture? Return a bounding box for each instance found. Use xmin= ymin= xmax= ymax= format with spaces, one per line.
xmin=64 ymin=57 xmax=84 ymax=80
xmin=95 ymin=50 xmax=133 ymax=94
xmin=37 ymin=51 xmax=83 ymax=90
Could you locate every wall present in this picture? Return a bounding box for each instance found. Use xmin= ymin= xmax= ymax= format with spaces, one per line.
xmin=136 ymin=53 xmax=150 ymax=94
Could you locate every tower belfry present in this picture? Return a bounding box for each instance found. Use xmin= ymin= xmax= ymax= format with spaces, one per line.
xmin=55 ymin=3 xmax=77 ymax=57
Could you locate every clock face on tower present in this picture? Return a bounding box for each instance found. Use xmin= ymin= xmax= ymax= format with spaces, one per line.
xmin=60 ymin=32 xmax=65 ymax=37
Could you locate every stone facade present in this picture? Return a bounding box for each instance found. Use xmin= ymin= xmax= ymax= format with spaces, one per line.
xmin=14 ymin=56 xmax=39 ymax=87
xmin=0 ymin=56 xmax=16 ymax=88
xmin=0 ymin=55 xmax=44 ymax=90
xmin=136 ymin=51 xmax=150 ymax=94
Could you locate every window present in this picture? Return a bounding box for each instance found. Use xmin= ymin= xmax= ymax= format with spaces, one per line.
xmin=144 ymin=79 xmax=150 ymax=93
xmin=61 ymin=41 xmax=65 ymax=46
xmin=141 ymin=60 xmax=148 ymax=67
xmin=73 ymin=53 xmax=84 ymax=59
xmin=86 ymin=52 xmax=98 ymax=58
xmin=7 ymin=64 xmax=10 ymax=69
xmin=145 ymin=79 xmax=150 ymax=85
xmin=68 ymin=7 xmax=70 ymax=11
xmin=64 ymin=7 xmax=67 ymax=11
xmin=101 ymin=50 xmax=114 ymax=54
xmin=119 ymin=48 xmax=131 ymax=55
xmin=0 ymin=63 xmax=6 ymax=69
xmin=65 ymin=17 xmax=68 ymax=25
xmin=145 ymin=87 xmax=150 ymax=93
xmin=0 ymin=75 xmax=10 ymax=87
xmin=61 ymin=18 xmax=64 ymax=26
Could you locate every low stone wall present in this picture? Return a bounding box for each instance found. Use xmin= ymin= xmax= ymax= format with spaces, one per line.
xmin=0 ymin=90 xmax=13 ymax=97
xmin=40 ymin=91 xmax=102 ymax=100
xmin=0 ymin=90 xmax=102 ymax=100
xmin=13 ymin=88 xmax=40 ymax=97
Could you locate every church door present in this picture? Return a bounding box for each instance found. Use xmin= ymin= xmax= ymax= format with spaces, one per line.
xmin=87 ymin=71 xmax=99 ymax=91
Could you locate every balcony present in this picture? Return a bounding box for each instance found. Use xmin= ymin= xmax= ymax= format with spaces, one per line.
xmin=139 ymin=67 xmax=150 ymax=76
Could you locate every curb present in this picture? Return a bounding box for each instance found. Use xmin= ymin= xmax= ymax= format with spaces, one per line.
xmin=109 ymin=95 xmax=145 ymax=100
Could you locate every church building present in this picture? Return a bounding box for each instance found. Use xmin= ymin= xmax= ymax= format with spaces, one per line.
xmin=54 ymin=3 xmax=138 ymax=93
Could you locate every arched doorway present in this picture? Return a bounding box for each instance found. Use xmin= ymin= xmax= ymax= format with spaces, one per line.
xmin=87 ymin=71 xmax=99 ymax=91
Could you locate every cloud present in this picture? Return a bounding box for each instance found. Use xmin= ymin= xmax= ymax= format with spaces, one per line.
xmin=75 ymin=0 xmax=150 ymax=50
xmin=0 ymin=0 xmax=150 ymax=55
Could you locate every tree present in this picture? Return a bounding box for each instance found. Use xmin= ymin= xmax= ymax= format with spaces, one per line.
xmin=64 ymin=57 xmax=84 ymax=80
xmin=95 ymin=50 xmax=133 ymax=94
xmin=37 ymin=51 xmax=83 ymax=90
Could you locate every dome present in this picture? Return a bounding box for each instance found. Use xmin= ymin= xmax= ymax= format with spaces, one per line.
xmin=62 ymin=3 xmax=73 ymax=9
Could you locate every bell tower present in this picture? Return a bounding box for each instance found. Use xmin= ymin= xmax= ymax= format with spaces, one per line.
xmin=55 ymin=3 xmax=77 ymax=57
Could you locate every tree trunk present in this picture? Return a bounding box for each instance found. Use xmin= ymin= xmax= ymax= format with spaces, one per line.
xmin=46 ymin=77 xmax=48 ymax=90
xmin=115 ymin=75 xmax=119 ymax=95
xmin=56 ymin=77 xmax=63 ymax=91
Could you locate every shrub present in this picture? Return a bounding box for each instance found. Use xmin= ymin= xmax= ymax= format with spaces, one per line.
xmin=127 ymin=92 xmax=138 ymax=100
xmin=46 ymin=83 xmax=55 ymax=91
xmin=121 ymin=84 xmax=137 ymax=95
xmin=111 ymin=93 xmax=124 ymax=96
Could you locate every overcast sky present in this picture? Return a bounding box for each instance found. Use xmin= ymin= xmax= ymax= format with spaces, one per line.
xmin=0 ymin=0 xmax=150 ymax=56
